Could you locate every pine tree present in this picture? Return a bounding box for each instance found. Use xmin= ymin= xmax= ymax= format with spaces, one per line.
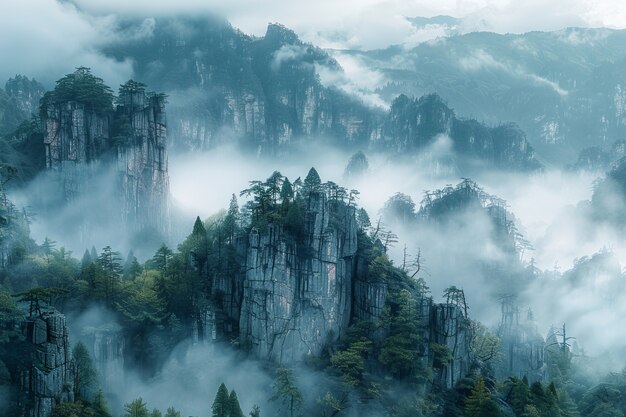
xmin=356 ymin=208 xmax=371 ymax=230
xmin=81 ymin=249 xmax=92 ymax=269
xmin=124 ymin=397 xmax=149 ymax=417
xmin=123 ymin=250 xmax=142 ymax=280
xmin=270 ymin=368 xmax=303 ymax=417
xmin=151 ymin=244 xmax=173 ymax=276
xmin=304 ymin=167 xmax=321 ymax=190
xmin=379 ymin=289 xmax=422 ymax=379
xmin=149 ymin=409 xmax=162 ymax=417
xmin=190 ymin=216 xmax=208 ymax=265
xmin=224 ymin=195 xmax=240 ymax=242
xmin=164 ymin=408 xmax=182 ymax=417
xmin=212 ymin=383 xmax=231 ymax=417
xmin=229 ymin=389 xmax=245 ymax=417
xmin=465 ymin=377 xmax=501 ymax=417
xmin=71 ymin=341 xmax=97 ymax=399
xmin=93 ymin=389 xmax=112 ymax=417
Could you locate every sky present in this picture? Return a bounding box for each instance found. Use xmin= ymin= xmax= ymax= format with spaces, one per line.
xmin=1 ymin=0 xmax=625 ymax=85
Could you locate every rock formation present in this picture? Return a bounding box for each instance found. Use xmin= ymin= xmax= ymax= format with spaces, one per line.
xmin=0 ymin=75 xmax=45 ymax=135
xmin=41 ymin=69 xmax=170 ymax=238
xmin=102 ymin=18 xmax=539 ymax=170
xmin=15 ymin=311 xmax=72 ymax=417
xmin=238 ymin=191 xmax=357 ymax=362
xmin=495 ymin=302 xmax=547 ymax=383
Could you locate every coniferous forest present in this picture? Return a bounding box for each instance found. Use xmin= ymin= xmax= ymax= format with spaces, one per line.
xmin=3 ymin=3 xmax=626 ymax=417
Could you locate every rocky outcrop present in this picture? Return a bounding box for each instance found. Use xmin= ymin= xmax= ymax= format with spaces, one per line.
xmin=41 ymin=70 xmax=170 ymax=236
xmin=427 ymin=304 xmax=472 ymax=388
xmin=239 ymin=192 xmax=357 ymax=362
xmin=0 ymin=75 xmax=45 ymax=135
xmin=17 ymin=312 xmax=72 ymax=417
xmin=496 ymin=304 xmax=547 ymax=383
xmin=115 ymin=89 xmax=170 ymax=235
xmin=80 ymin=324 xmax=125 ymax=390
xmin=378 ymin=94 xmax=541 ymax=170
xmin=100 ymin=18 xmax=539 ymax=170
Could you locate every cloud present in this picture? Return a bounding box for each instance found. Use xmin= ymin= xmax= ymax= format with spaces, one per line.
xmin=0 ymin=0 xmax=132 ymax=87
xmin=458 ymin=49 xmax=569 ymax=96
xmin=316 ymin=53 xmax=388 ymax=108
xmin=63 ymin=0 xmax=626 ymax=51
xmin=271 ymin=44 xmax=308 ymax=71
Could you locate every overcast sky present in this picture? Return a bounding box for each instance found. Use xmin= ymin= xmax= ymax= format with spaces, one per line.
xmin=1 ymin=0 xmax=625 ymax=85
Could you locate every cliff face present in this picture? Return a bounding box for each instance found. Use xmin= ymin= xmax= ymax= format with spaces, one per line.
xmin=239 ymin=192 xmax=358 ymax=362
xmin=0 ymin=75 xmax=45 ymax=135
xmin=17 ymin=312 xmax=73 ymax=417
xmin=115 ymin=90 xmax=170 ymax=235
xmin=106 ymin=19 xmax=377 ymax=154
xmin=379 ymin=94 xmax=541 ymax=170
xmin=43 ymin=101 xmax=110 ymax=200
xmin=100 ymin=18 xmax=539 ymax=170
xmin=41 ymin=72 xmax=170 ymax=236
xmin=496 ymin=304 xmax=546 ymax=383
xmin=80 ymin=324 xmax=125 ymax=391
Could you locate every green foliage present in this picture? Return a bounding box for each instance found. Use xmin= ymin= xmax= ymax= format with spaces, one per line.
xmin=229 ymin=389 xmax=245 ymax=417
xmin=71 ymin=341 xmax=97 ymax=399
xmin=124 ymin=397 xmax=149 ymax=417
xmin=212 ymin=383 xmax=231 ymax=417
xmin=41 ymin=67 xmax=114 ymax=115
xmin=379 ymin=289 xmax=423 ymax=381
xmin=271 ymin=368 xmax=303 ymax=417
xmin=149 ymin=409 xmax=162 ymax=417
xmin=579 ymin=383 xmax=625 ymax=417
xmin=465 ymin=377 xmax=501 ymax=417
xmin=330 ymin=336 xmax=372 ymax=387
xmin=52 ymin=401 xmax=95 ymax=417
xmin=92 ymin=389 xmax=112 ymax=417
xmin=164 ymin=407 xmax=182 ymax=417
xmin=304 ymin=167 xmax=321 ymax=190
xmin=382 ymin=193 xmax=416 ymax=225
xmin=356 ymin=208 xmax=371 ymax=231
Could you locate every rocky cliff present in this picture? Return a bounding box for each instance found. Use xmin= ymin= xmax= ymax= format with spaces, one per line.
xmin=239 ymin=191 xmax=357 ymax=362
xmin=0 ymin=75 xmax=45 ymax=135
xmin=378 ymin=94 xmax=541 ymax=170
xmin=101 ymin=18 xmax=537 ymax=169
xmin=12 ymin=311 xmax=73 ymax=417
xmin=496 ymin=302 xmax=547 ymax=383
xmin=41 ymin=69 xmax=170 ymax=237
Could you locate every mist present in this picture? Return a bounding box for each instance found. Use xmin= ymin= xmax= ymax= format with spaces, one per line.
xmin=165 ymin=137 xmax=626 ymax=372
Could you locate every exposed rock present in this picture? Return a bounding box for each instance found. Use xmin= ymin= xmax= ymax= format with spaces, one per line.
xmin=427 ymin=303 xmax=472 ymax=388
xmin=101 ymin=18 xmax=540 ymax=170
xmin=41 ymin=70 xmax=170 ymax=237
xmin=496 ymin=304 xmax=547 ymax=383
xmin=80 ymin=324 xmax=125 ymax=390
xmin=378 ymin=94 xmax=541 ymax=170
xmin=238 ymin=192 xmax=357 ymax=362
xmin=17 ymin=311 xmax=72 ymax=417
xmin=0 ymin=75 xmax=45 ymax=135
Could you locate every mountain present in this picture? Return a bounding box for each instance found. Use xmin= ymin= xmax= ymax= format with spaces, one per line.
xmin=38 ymin=68 xmax=170 ymax=248
xmin=98 ymin=17 xmax=540 ymax=170
xmin=379 ymin=94 xmax=540 ymax=170
xmin=0 ymin=75 xmax=45 ymax=135
xmin=347 ymin=27 xmax=626 ymax=164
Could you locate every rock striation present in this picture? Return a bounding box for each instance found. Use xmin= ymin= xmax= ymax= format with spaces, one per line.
xmin=17 ymin=311 xmax=72 ymax=417
xmin=238 ymin=191 xmax=357 ymax=362
xmin=41 ymin=70 xmax=170 ymax=237
xmin=102 ymin=18 xmax=539 ymax=170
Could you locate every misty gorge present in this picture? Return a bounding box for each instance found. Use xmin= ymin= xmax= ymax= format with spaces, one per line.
xmin=4 ymin=2 xmax=626 ymax=417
